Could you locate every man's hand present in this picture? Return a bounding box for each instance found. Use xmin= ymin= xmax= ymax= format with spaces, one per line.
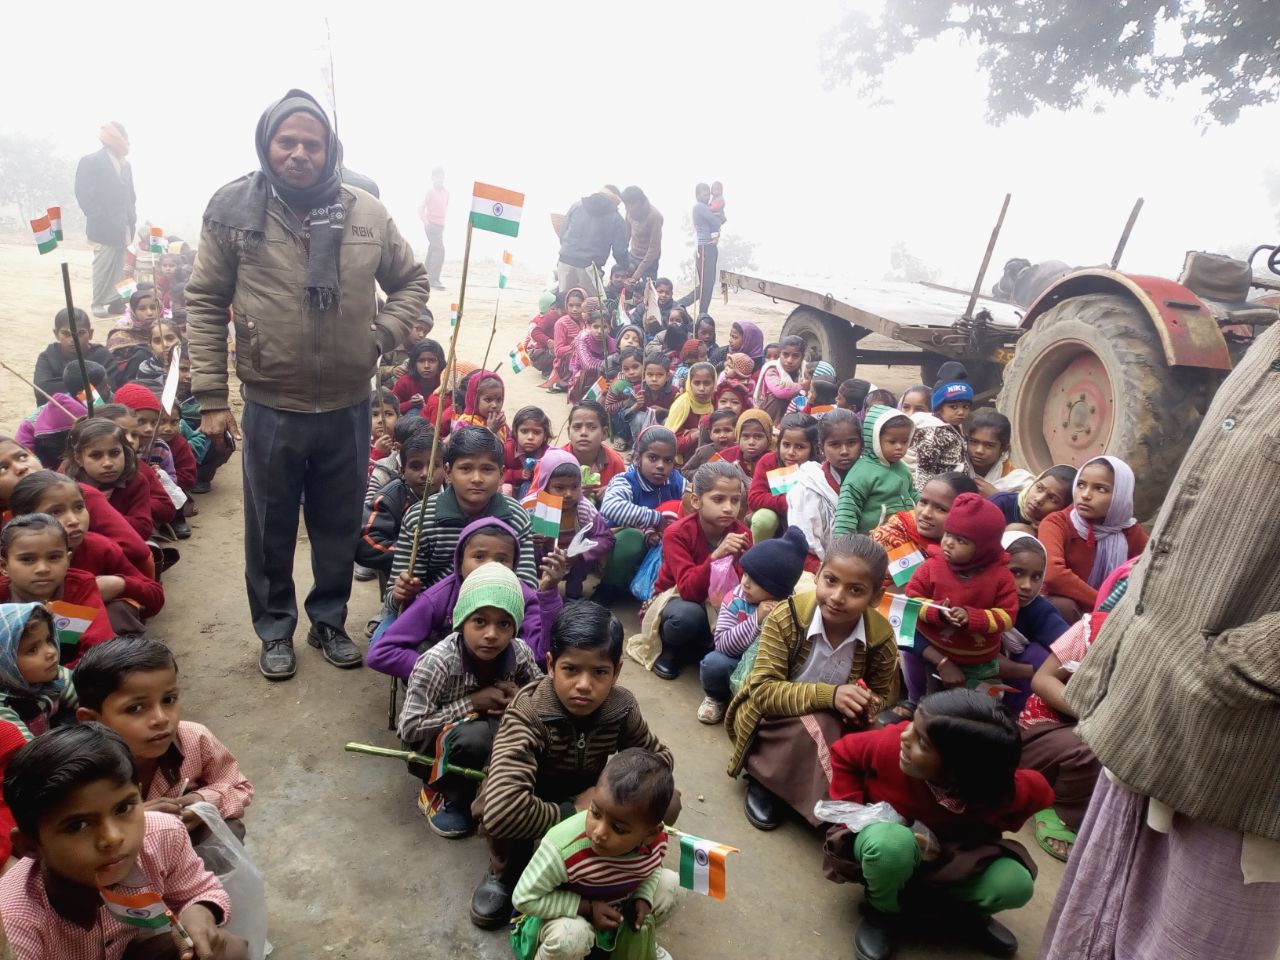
xmin=580 ymin=898 xmax=623 ymax=931
xmin=198 ymin=410 xmax=241 ymax=450
xmin=631 ymin=898 xmax=652 ymax=930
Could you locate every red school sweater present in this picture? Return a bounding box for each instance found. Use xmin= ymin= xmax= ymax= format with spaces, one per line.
xmin=654 ymin=512 xmax=751 ymax=604
xmin=904 ymin=556 xmax=1018 ymax=663
xmin=102 ymin=470 xmax=157 ymax=540
xmin=747 ymin=451 xmax=793 ymax=515
xmin=1038 ymin=508 xmax=1149 ymax=611
xmin=80 ymin=483 xmax=151 ymax=572
xmin=167 ymin=432 xmax=198 ymax=491
xmin=0 ymin=568 xmax=113 ymax=663
xmin=71 ymin=531 xmax=165 ymax=618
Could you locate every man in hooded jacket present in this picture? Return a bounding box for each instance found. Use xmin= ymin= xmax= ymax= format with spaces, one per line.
xmin=555 ymin=188 xmax=630 ymax=295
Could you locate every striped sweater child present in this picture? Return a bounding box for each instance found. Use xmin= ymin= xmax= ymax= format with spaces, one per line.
xmin=599 ymin=467 xmax=686 ymax=531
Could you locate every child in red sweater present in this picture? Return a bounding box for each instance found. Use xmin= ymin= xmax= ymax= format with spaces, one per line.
xmin=904 ymin=493 xmax=1018 ymax=697
xmin=503 ymin=407 xmax=551 ymax=499
xmin=393 ymin=338 xmax=450 ymax=421
xmin=62 ymin=417 xmax=166 ymax=541
xmin=652 ymin=461 xmax=751 ymax=681
xmin=824 ymin=689 xmax=1052 ymax=960
xmin=747 ymin=412 xmax=818 ymax=542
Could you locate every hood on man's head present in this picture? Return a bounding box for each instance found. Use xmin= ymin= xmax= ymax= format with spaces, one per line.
xmin=583 ymin=192 xmax=620 ymax=215
xmin=253 ymin=89 xmax=343 ymax=198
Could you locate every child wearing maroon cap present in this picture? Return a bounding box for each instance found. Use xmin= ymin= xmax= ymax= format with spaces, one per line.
xmin=903 ymin=493 xmax=1018 ymax=698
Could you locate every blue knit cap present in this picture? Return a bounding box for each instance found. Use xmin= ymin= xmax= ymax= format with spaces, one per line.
xmin=0 ymin=603 xmax=64 ymax=699
xmin=931 ymin=381 xmax=974 ymax=411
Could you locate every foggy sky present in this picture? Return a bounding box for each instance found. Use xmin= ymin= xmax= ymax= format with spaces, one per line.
xmin=6 ymin=0 xmax=1278 ymax=290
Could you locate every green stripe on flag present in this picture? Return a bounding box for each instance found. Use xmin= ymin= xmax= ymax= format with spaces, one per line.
xmin=36 ymin=238 xmax=57 ymax=254
xmin=118 ymin=912 xmax=171 ymax=930
xmin=678 ymin=835 xmax=695 ymax=890
xmin=470 ymin=212 xmax=520 ymax=237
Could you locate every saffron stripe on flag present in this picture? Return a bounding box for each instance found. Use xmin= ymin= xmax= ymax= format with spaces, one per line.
xmin=766 ymin=464 xmax=800 ymax=495
xmin=886 ymin=542 xmax=926 ymax=587
xmin=876 ymin=592 xmax=923 ymax=647
xmin=677 ymin=834 xmax=739 ymax=900
xmin=472 ymin=182 xmax=526 ymax=207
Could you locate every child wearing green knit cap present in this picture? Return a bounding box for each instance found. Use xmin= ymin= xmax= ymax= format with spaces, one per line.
xmin=398 ymin=562 xmax=545 ymax=838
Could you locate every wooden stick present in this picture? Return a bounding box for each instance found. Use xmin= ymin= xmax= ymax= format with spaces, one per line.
xmin=1109 ymin=198 xmax=1144 ymax=270
xmin=964 ymin=193 xmax=1011 ymax=322
xmin=60 ymin=263 xmax=93 ymax=417
xmin=480 ymin=272 xmax=504 ymax=372
xmin=0 ymin=361 xmax=82 ymax=421
xmin=344 ymin=741 xmax=485 ymax=781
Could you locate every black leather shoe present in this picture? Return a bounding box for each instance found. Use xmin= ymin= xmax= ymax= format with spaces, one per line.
xmin=307 ymin=624 xmax=363 ymax=668
xmin=854 ymin=904 xmax=896 ymax=960
xmin=743 ymin=778 xmax=781 ymax=831
xmin=171 ymin=517 xmax=192 ymax=540
xmin=966 ymin=915 xmax=1018 ymax=957
xmin=259 ymin=639 xmax=296 ymax=680
xmin=192 ymin=480 xmax=212 ymax=494
xmin=469 ymin=870 xmax=512 ymax=929
xmin=652 ymin=650 xmax=681 ymax=681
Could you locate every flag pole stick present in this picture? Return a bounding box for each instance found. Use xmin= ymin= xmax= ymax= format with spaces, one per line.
xmin=60 ymin=263 xmax=93 ymax=418
xmin=344 ymin=741 xmax=485 ymax=781
xmin=480 ymin=280 xmax=503 ymax=372
xmin=0 ymin=362 xmax=82 ymax=421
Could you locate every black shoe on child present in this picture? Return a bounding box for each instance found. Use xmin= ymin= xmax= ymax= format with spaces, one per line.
xmin=743 ymin=778 xmax=781 ymax=831
xmin=962 ymin=915 xmax=1018 ymax=958
xmin=259 ymin=639 xmax=297 ymax=681
xmin=470 ymin=870 xmax=513 ymax=930
xmin=307 ymin=624 xmax=363 ymax=668
xmin=171 ymin=517 xmax=192 ymax=540
xmin=652 ymin=650 xmax=681 ymax=681
xmin=853 ymin=904 xmax=896 ymax=960
xmin=192 ymin=480 xmax=212 ymax=494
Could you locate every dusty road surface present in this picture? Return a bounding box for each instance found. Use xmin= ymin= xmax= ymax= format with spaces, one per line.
xmin=0 ymin=242 xmax=1062 ymax=959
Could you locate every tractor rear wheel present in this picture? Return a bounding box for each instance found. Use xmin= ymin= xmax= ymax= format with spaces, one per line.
xmin=998 ymin=293 xmax=1216 ymax=520
xmin=781 ymin=306 xmax=862 ymax=376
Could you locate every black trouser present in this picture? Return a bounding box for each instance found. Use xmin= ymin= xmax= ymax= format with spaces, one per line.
xmin=241 ymin=399 xmax=369 ymax=644
xmin=659 ymin=598 xmax=712 ymax=661
xmin=696 ymin=243 xmax=719 ymax=316
xmin=409 ymin=715 xmax=499 ymax=810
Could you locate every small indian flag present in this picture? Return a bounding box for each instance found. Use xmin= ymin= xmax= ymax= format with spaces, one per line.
xmin=46 ymin=206 xmax=63 ymax=241
xmin=115 ymin=278 xmax=138 ymax=300
xmin=677 ymin=833 xmax=738 ymax=900
xmin=583 ymin=376 xmax=608 ymax=403
xmin=47 ymin=601 xmax=98 ymax=647
xmin=148 ymin=226 xmax=165 ymax=253
xmin=510 ymin=342 xmax=531 ymax=374
xmin=766 ymin=464 xmax=801 ymax=495
xmin=526 ymin=491 xmax=563 ymax=538
xmin=470 ymin=182 xmax=524 ymax=238
xmin=30 ymin=215 xmax=58 ymax=254
xmin=449 ymin=303 xmax=459 ymax=327
xmin=886 ymin=542 xmax=926 ymax=587
xmin=877 ymin=592 xmax=923 ymax=647
xmin=98 ymin=887 xmax=171 ymax=931
xmin=498 ymin=250 xmax=513 ymax=289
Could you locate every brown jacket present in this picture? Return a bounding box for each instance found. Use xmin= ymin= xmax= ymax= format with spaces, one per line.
xmin=1068 ymin=319 xmax=1280 ymax=839
xmin=725 ymin=592 xmax=900 ymax=777
xmin=627 ymin=204 xmax=663 ymax=278
xmin=185 ymin=185 xmax=428 ymax=413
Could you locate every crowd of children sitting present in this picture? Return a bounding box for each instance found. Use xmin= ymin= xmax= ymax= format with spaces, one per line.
xmin=0 ymin=264 xmax=1150 ymax=959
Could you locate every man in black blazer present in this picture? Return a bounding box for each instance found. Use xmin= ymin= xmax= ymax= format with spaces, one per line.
xmin=74 ymin=121 xmax=136 ymax=317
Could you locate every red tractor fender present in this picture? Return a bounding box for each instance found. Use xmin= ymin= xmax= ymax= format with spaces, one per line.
xmin=1020 ymin=268 xmax=1232 ymax=371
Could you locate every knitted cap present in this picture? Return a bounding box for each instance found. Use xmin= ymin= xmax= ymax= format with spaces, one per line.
xmin=740 ymin=525 xmax=809 ymax=600
xmin=944 ymin=493 xmax=1007 ymax=568
xmin=538 ymin=291 xmax=556 ymax=312
xmin=931 ymin=381 xmax=974 ymax=411
xmin=453 ymin=562 xmax=525 ymax=628
xmin=724 ymin=353 xmax=754 ymax=379
xmin=113 ymin=382 xmax=162 ymax=414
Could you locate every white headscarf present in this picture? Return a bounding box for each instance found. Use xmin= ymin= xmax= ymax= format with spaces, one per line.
xmin=1068 ymin=455 xmax=1137 ymax=588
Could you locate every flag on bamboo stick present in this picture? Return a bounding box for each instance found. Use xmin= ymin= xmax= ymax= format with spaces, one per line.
xmin=498 ymin=250 xmax=513 ymax=289
xmin=877 ymin=593 xmax=923 ymax=647
xmin=470 ymin=183 xmax=524 ymax=238
xmin=677 ymin=834 xmax=738 ymax=900
xmin=510 ymin=343 xmax=531 ymax=374
xmin=449 ymin=303 xmax=459 ymax=327
xmin=886 ymin=542 xmax=926 ymax=587
xmin=115 ymin=278 xmax=138 ymax=300
xmin=525 ymin=491 xmax=563 ymax=538
xmin=30 ymin=215 xmax=57 ymax=254
xmin=47 ymin=601 xmax=98 ymax=648
xmin=583 ymin=376 xmax=608 ymax=403
xmin=148 ymin=226 xmax=165 ymax=253
xmin=429 ymin=720 xmax=460 ymax=783
xmin=46 ymin=206 xmax=63 ymax=241
xmin=98 ymin=887 xmax=171 ymax=931
xmin=766 ymin=464 xmax=800 ymax=495
xmin=643 ymin=278 xmax=659 ymax=325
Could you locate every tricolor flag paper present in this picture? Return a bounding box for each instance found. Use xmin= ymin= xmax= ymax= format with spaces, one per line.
xmin=46 ymin=206 xmax=63 ymax=241
xmin=877 ymin=593 xmax=923 ymax=647
xmin=886 ymin=542 xmax=926 ymax=587
xmin=47 ymin=601 xmax=98 ymax=648
xmin=115 ymin=278 xmax=138 ymax=300
xmin=470 ymin=182 xmax=524 ymax=238
xmin=498 ymin=250 xmax=513 ymax=289
xmin=677 ymin=834 xmax=738 ymax=900
xmin=30 ymin=215 xmax=58 ymax=254
xmin=527 ymin=491 xmax=563 ymax=538
xmin=98 ymin=887 xmax=171 ymax=931
xmin=449 ymin=303 xmax=459 ymax=327
xmin=766 ymin=464 xmax=800 ymax=495
xmin=583 ymin=376 xmax=608 ymax=403
xmin=510 ymin=343 xmax=531 ymax=374
xmin=149 ymin=226 xmax=165 ymax=253
xmin=643 ymin=278 xmax=660 ymax=325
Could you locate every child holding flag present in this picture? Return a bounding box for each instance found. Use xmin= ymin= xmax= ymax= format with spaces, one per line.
xmin=568 ymin=303 xmax=615 ymax=405
xmin=726 ymin=534 xmax=898 ymax=831
xmin=0 ymin=604 xmax=77 ymax=742
xmin=510 ymin=749 xmax=679 ymax=960
xmin=523 ymin=450 xmax=613 ymax=600
xmin=786 ymin=408 xmax=862 ymax=571
xmin=747 ymin=412 xmax=819 ymax=542
xmin=833 ymin=406 xmax=918 ymax=536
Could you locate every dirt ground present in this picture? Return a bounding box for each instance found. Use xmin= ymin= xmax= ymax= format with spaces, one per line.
xmin=0 ymin=242 xmax=1062 ymax=959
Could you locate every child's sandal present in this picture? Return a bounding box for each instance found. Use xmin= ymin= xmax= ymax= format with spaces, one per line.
xmin=1033 ymin=807 xmax=1075 ymax=862
xmin=696 ymin=697 xmax=726 ymax=724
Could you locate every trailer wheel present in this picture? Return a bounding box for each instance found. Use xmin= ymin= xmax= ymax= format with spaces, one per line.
xmin=781 ymin=307 xmax=862 ymax=376
xmin=920 ymin=353 xmax=1003 ymax=400
xmin=999 ymin=293 xmax=1214 ymax=519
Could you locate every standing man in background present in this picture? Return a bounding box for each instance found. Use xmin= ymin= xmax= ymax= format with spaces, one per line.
xmin=420 ymin=167 xmax=448 ymax=290
xmin=693 ymin=181 xmax=726 ymax=317
xmin=555 ymin=187 xmax=630 ymax=295
xmin=74 ymin=121 xmax=136 ymax=318
xmin=622 ymin=185 xmax=663 ymax=283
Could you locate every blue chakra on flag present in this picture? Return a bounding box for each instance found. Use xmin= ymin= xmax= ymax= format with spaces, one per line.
xmin=695 ymin=849 xmax=709 ymax=867
xmin=492 ymin=201 xmax=504 ymax=217
xmin=889 ymin=614 xmax=902 ymax=628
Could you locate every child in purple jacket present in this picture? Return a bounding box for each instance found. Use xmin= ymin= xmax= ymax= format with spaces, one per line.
xmin=523 ymin=449 xmax=614 ymax=600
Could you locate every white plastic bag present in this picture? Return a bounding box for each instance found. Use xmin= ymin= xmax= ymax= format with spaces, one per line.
xmin=188 ymin=802 xmax=269 ymax=959
xmin=813 ymin=800 xmax=941 ymax=861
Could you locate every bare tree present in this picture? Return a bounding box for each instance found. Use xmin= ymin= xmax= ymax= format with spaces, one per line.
xmin=0 ymin=133 xmax=78 ymax=227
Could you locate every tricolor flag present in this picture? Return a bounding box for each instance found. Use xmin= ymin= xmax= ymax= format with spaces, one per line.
xmin=47 ymin=601 xmax=98 ymax=648
xmin=470 ymin=182 xmax=524 ymax=238
xmin=877 ymin=593 xmax=923 ymax=647
xmin=707 ymin=451 xmax=725 ymax=463
xmin=449 ymin=303 xmax=459 ymax=327
xmin=46 ymin=206 xmax=63 ymax=241
xmin=498 ymin=250 xmax=513 ymax=289
xmin=583 ymin=376 xmax=608 ymax=403
xmin=766 ymin=464 xmax=800 ymax=495
xmin=643 ymin=278 xmax=660 ymax=326
xmin=886 ymin=542 xmax=926 ymax=587
xmin=30 ymin=215 xmax=58 ymax=254
xmin=148 ymin=226 xmax=165 ymax=253
xmin=509 ymin=342 xmax=531 ymax=374
xmin=115 ymin=278 xmax=138 ymax=300
xmin=98 ymin=887 xmax=171 ymax=931
xmin=525 ymin=491 xmax=563 ymax=538
xmin=677 ymin=833 xmax=738 ymax=900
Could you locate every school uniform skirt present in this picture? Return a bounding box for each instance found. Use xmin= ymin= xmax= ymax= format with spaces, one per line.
xmin=745 ymin=711 xmax=856 ymax=826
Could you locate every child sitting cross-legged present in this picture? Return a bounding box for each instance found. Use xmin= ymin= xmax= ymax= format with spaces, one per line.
xmin=603 ymin=348 xmax=646 ymax=451
xmin=398 ymin=563 xmax=545 ymax=839
xmin=510 ymin=749 xmax=679 ymax=960
xmin=0 ymin=603 xmax=76 ymax=741
xmin=73 ymin=637 xmax=254 ymax=839
xmin=0 ymin=723 xmax=247 ymax=959
xmin=469 ymin=602 xmax=678 ymax=930
xmin=562 ymin=401 xmax=626 ymax=504
xmin=823 ymin=689 xmax=1052 ymax=960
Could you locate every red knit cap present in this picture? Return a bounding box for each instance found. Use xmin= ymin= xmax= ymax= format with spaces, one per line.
xmin=943 ymin=493 xmax=1007 ymax=568
xmin=112 ymin=382 xmax=162 ymax=414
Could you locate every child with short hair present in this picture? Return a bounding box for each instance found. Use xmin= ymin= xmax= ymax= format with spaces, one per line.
xmin=603 ymin=347 xmax=646 ymax=449
xmin=999 ymin=534 xmax=1069 ymax=714
xmin=504 ymin=406 xmax=552 ymax=499
xmin=549 ymin=288 xmax=588 ymax=392
xmin=788 ymin=408 xmax=862 ymax=571
xmin=833 ymin=405 xmax=917 ymax=535
xmin=470 ymin=601 xmax=676 ymax=929
xmin=666 ymin=361 xmax=717 ymax=461
xmin=680 ymin=406 xmax=739 ymax=477
xmin=370 ymin=388 xmax=401 ymax=465
xmin=0 ymin=603 xmax=76 ymax=741
xmin=393 ymin=338 xmax=450 ymax=421
xmin=719 ymin=410 xmax=773 ymax=488
xmin=598 ymin=426 xmax=685 ymax=596
xmin=904 ymin=493 xmax=1019 ymax=696
xmin=0 ymin=723 xmax=245 ymax=959
xmin=747 ymin=412 xmax=819 ymax=542
xmin=511 ymin=748 xmax=679 ymax=960
xmin=366 ymin=414 xmax=429 ymax=506
xmin=861 ymin=388 xmax=897 ymax=415
xmin=699 ymin=526 xmax=808 ymax=724
xmin=966 ymin=409 xmax=1032 ymax=495
xmin=524 ymin=450 xmax=614 ymax=600
xmin=453 ymin=369 xmax=509 ymax=441
xmin=628 ymin=357 xmax=678 ymax=436
xmin=825 ymin=690 xmax=1052 ymax=960
xmin=753 ymin=335 xmax=805 ymax=422
xmin=398 ymin=562 xmax=545 ymax=837
xmin=74 ymin=637 xmax=254 ymax=833
xmin=837 ymin=377 xmax=871 ymax=413
xmin=898 ymin=384 xmax=931 ymax=417
xmin=932 ymin=380 xmax=974 ymax=430
xmin=561 ymin=401 xmax=626 ymax=502
xmin=32 ymin=308 xmax=113 ymax=405
xmin=89 ymin=402 xmax=179 ymax=534
xmin=602 ymin=325 xmax=643 ymax=383
xmin=358 ymin=427 xmax=438 ymax=594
